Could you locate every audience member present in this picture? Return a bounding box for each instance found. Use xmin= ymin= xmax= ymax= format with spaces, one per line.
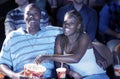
xmin=56 ymin=0 xmax=72 ymax=8
xmin=35 ymin=0 xmax=47 ymax=9
xmin=35 ymin=10 xmax=111 ymax=79
xmin=0 ymin=3 xmax=62 ymax=79
xmin=56 ymin=0 xmax=98 ymax=41
xmin=31 ymin=0 xmax=57 ymax=11
xmin=99 ymin=0 xmax=120 ymax=52
xmin=4 ymin=0 xmax=50 ymax=36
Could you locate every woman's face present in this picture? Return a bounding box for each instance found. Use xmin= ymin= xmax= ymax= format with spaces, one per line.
xmin=63 ymin=16 xmax=80 ymax=36
xmin=24 ymin=6 xmax=41 ymax=31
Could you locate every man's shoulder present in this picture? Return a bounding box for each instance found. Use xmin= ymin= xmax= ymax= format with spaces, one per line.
xmin=82 ymin=4 xmax=97 ymax=14
xmin=42 ymin=25 xmax=62 ymax=30
xmin=7 ymin=8 xmax=21 ymax=16
xmin=58 ymin=4 xmax=73 ymax=12
xmin=6 ymin=28 xmax=24 ymax=37
xmin=41 ymin=25 xmax=63 ymax=34
xmin=57 ymin=3 xmax=74 ymax=20
xmin=100 ymin=3 xmax=111 ymax=14
xmin=101 ymin=1 xmax=117 ymax=11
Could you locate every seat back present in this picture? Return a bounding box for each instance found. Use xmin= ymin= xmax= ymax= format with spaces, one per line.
xmin=92 ymin=42 xmax=113 ymax=67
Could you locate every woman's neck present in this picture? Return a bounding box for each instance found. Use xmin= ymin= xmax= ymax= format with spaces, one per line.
xmin=68 ymin=32 xmax=80 ymax=44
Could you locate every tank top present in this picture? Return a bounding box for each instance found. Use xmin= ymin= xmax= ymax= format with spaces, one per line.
xmin=66 ymin=48 xmax=105 ymax=76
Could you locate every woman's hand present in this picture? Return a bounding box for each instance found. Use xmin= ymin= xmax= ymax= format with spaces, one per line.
xmin=35 ymin=55 xmax=44 ymax=64
xmin=35 ymin=54 xmax=53 ymax=64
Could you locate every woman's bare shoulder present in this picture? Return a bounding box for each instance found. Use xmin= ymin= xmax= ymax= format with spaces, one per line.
xmin=79 ymin=33 xmax=91 ymax=41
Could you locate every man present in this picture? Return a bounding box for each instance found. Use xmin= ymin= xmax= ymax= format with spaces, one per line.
xmin=4 ymin=0 xmax=50 ymax=36
xmin=0 ymin=3 xmax=62 ymax=79
xmin=99 ymin=0 xmax=120 ymax=52
xmin=57 ymin=0 xmax=98 ymax=41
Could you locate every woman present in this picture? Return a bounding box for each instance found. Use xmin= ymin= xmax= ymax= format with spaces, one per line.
xmin=35 ymin=10 xmax=110 ymax=79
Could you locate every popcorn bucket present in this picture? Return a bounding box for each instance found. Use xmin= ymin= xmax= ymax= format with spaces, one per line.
xmin=24 ymin=63 xmax=46 ymax=79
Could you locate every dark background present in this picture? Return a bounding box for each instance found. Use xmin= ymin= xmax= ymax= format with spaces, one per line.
xmin=0 ymin=0 xmax=17 ymax=50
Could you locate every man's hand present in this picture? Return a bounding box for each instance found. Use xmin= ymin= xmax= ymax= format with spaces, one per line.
xmin=69 ymin=70 xmax=82 ymax=79
xmin=11 ymin=73 xmax=23 ymax=79
xmin=97 ymin=59 xmax=107 ymax=70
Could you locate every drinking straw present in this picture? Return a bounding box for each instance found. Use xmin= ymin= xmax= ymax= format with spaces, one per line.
xmin=61 ymin=62 xmax=63 ymax=68
xmin=116 ymin=55 xmax=120 ymax=65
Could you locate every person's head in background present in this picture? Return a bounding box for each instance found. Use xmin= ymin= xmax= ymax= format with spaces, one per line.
xmin=15 ymin=0 xmax=29 ymax=11
xmin=15 ymin=0 xmax=29 ymax=6
xmin=24 ymin=3 xmax=41 ymax=35
xmin=63 ymin=10 xmax=84 ymax=36
xmin=73 ymin=0 xmax=83 ymax=4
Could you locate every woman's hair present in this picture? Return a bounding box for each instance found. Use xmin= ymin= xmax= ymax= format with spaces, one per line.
xmin=65 ymin=10 xmax=85 ymax=33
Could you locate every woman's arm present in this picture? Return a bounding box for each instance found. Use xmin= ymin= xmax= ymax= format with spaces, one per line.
xmin=35 ymin=33 xmax=90 ymax=64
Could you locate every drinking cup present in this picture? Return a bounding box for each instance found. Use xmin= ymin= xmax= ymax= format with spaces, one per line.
xmin=56 ymin=67 xmax=66 ymax=79
xmin=114 ymin=65 xmax=120 ymax=76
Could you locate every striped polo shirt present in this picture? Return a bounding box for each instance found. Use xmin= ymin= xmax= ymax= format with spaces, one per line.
xmin=0 ymin=26 xmax=62 ymax=78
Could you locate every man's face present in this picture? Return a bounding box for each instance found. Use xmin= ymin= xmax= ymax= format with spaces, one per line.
xmin=24 ymin=5 xmax=41 ymax=31
xmin=15 ymin=0 xmax=28 ymax=6
xmin=73 ymin=0 xmax=83 ymax=4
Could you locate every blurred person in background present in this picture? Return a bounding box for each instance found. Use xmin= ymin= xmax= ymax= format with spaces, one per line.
xmin=99 ymin=0 xmax=120 ymax=52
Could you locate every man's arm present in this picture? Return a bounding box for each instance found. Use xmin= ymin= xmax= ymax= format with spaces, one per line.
xmin=105 ymin=29 xmax=120 ymax=39
xmin=0 ymin=64 xmax=22 ymax=79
